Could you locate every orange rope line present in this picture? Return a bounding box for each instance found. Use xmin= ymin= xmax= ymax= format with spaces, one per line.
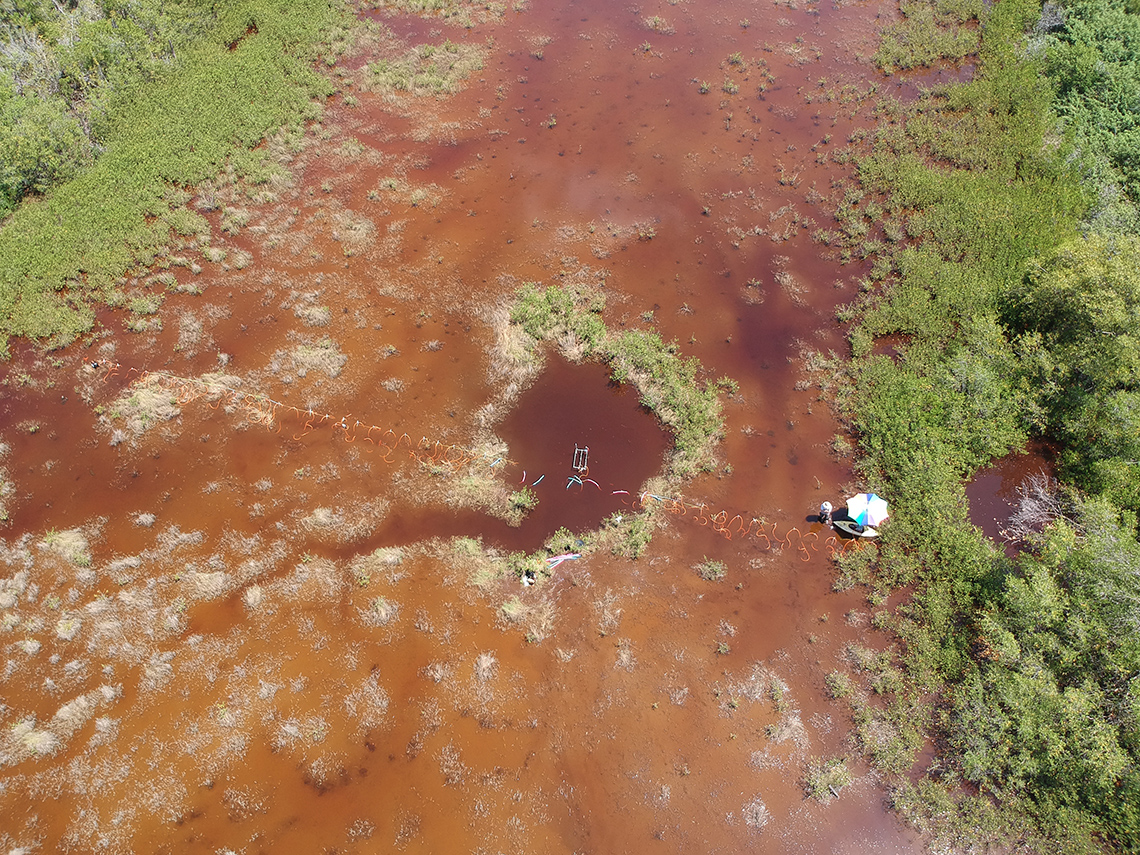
xmin=638 ymin=493 xmax=872 ymax=564
xmin=98 ymin=363 xmax=512 ymax=474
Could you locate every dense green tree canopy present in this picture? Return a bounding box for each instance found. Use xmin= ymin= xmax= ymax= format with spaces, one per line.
xmin=1010 ymin=234 xmax=1140 ymax=511
xmin=1039 ymin=0 xmax=1140 ymax=231
xmin=956 ymin=498 xmax=1140 ymax=847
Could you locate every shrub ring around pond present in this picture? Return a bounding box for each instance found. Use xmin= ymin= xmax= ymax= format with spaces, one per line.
xmin=492 ymin=282 xmax=728 ymax=569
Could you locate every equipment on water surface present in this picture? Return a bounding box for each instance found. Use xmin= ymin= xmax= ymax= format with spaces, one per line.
xmin=833 ymin=518 xmax=879 ymax=538
xmin=572 ymin=445 xmax=589 ymax=473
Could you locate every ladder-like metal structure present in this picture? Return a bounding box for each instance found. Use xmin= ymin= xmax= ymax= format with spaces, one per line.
xmin=572 ymin=445 xmax=589 ymax=473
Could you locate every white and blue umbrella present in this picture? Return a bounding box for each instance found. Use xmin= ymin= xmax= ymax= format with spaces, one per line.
xmin=847 ymin=492 xmax=889 ymax=527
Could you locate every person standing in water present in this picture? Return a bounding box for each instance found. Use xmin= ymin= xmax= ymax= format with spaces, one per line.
xmin=820 ymin=501 xmax=833 ymax=527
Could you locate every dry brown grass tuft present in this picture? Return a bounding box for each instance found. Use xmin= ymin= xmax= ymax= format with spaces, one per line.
xmin=742 ymin=795 xmax=771 ymax=831
xmin=242 ymin=585 xmax=264 ymax=609
xmin=344 ymin=673 xmax=390 ymax=730
xmin=331 ymin=208 xmax=377 ymax=256
xmin=288 ymin=338 xmax=348 ymax=379
xmin=362 ymin=595 xmax=400 ymax=627
xmin=188 ymin=569 xmax=229 ymax=600
xmin=474 ymin=651 xmax=498 ymax=682
xmin=300 ymin=499 xmax=389 ymax=545
xmin=295 ymin=304 xmax=332 ymax=327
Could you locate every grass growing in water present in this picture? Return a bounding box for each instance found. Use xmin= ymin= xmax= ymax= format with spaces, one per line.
xmin=0 ymin=0 xmax=350 ymax=355
xmin=368 ymin=39 xmax=486 ymax=96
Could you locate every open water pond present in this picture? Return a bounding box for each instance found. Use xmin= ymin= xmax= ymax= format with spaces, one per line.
xmin=349 ymin=355 xmax=670 ymax=551
xmin=966 ymin=440 xmax=1057 ymax=547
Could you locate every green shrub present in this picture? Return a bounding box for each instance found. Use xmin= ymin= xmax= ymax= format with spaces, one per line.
xmin=0 ymin=0 xmax=348 ymax=353
xmin=695 ymin=557 xmax=726 ymax=581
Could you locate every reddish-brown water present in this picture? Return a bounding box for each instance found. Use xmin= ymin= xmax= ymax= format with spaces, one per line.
xmin=966 ymin=440 xmax=1057 ymax=546
xmin=0 ymin=0 xmax=928 ymax=852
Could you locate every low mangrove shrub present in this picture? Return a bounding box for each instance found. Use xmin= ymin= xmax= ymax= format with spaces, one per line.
xmin=827 ymin=0 xmax=1140 ymax=848
xmin=0 ymin=0 xmax=350 ymax=354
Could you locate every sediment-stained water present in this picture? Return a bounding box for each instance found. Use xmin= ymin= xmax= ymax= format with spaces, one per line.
xmin=0 ymin=0 xmax=926 ymax=852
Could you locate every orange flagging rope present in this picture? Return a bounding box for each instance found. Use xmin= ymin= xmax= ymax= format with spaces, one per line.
xmin=635 ymin=492 xmax=865 ymax=562
xmin=101 ymin=365 xmax=509 ymax=474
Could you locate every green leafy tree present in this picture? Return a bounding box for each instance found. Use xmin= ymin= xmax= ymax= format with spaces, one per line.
xmin=0 ymin=93 xmax=90 ymax=216
xmin=1011 ymin=234 xmax=1140 ymax=510
xmin=1039 ymin=0 xmax=1140 ymax=229
xmin=952 ymin=499 xmax=1140 ymax=849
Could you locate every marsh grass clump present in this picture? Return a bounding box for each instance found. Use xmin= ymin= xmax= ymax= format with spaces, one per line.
xmin=295 ymin=304 xmax=332 ymax=327
xmin=695 ymin=557 xmax=726 ymax=581
xmin=474 ymin=651 xmax=497 ymax=682
xmin=412 ymin=435 xmax=523 ymax=524
xmin=40 ymin=528 xmax=91 ymax=567
xmin=544 ymin=526 xmax=583 ymax=556
xmin=370 ymin=547 xmax=405 ymax=568
xmin=108 ymin=378 xmax=180 ymax=435
xmin=505 ymin=487 xmax=538 ymax=526
xmin=803 ymin=757 xmax=852 ymax=803
xmin=188 ymin=569 xmax=228 ymax=600
xmin=614 ymin=638 xmax=635 ymax=670
xmin=349 ymin=546 xmax=405 ymax=590
xmin=500 ymin=596 xmax=527 ymax=623
xmin=4 ymin=683 xmax=119 ymax=766
xmin=55 ymin=614 xmax=81 ymax=640
xmin=368 ymin=39 xmax=486 ymax=97
xmin=742 ymin=796 xmax=771 ymax=831
xmin=108 ymin=372 xmax=241 ymax=436
xmin=4 ymin=718 xmax=60 ymax=763
xmin=306 ymin=507 xmax=339 ymax=529
xmin=509 ymin=282 xmax=607 ymax=355
xmin=290 ymin=338 xmax=347 ymax=379
xmin=344 ymin=673 xmax=390 ymax=730
xmin=298 ymin=500 xmax=388 ymax=545
xmin=242 ymin=585 xmax=264 ymax=610
xmin=825 ymin=671 xmax=855 ymax=699
xmin=331 ymin=208 xmax=377 ymax=256
xmin=361 ymin=594 xmax=399 ymax=627
xmin=586 ymin=509 xmax=653 ymax=559
xmin=372 ymin=175 xmax=445 ymax=209
xmin=438 ymin=537 xmax=507 ymax=589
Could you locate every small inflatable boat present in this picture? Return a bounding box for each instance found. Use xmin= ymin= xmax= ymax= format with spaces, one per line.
xmin=833 ymin=519 xmax=879 ymax=538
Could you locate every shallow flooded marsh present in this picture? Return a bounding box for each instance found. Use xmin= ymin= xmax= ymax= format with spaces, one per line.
xmin=0 ymin=0 xmax=927 ymax=852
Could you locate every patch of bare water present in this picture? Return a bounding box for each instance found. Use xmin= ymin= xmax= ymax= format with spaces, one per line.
xmin=966 ymin=440 xmax=1056 ymax=546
